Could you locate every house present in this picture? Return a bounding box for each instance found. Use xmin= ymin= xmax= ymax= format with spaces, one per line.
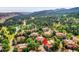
xmin=48 ymin=40 xmax=54 ymax=44
xmin=36 ymin=36 xmax=44 ymax=41
xmin=16 ymin=32 xmax=24 ymax=36
xmin=56 ymin=32 xmax=65 ymax=37
xmin=36 ymin=36 xmax=52 ymax=48
xmin=26 ymin=28 xmax=37 ymax=33
xmin=42 ymin=27 xmax=49 ymax=32
xmin=42 ymin=27 xmax=52 ymax=36
xmin=14 ymin=32 xmax=25 ymax=43
xmin=16 ymin=36 xmax=25 ymax=43
xmin=16 ymin=43 xmax=28 ymax=52
xmin=72 ymin=36 xmax=79 ymax=43
xmin=37 ymin=45 xmax=46 ymax=52
xmin=63 ymin=40 xmax=78 ymax=49
xmin=29 ymin=32 xmax=39 ymax=37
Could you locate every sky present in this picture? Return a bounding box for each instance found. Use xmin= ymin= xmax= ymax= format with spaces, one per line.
xmin=0 ymin=0 xmax=78 ymax=12
xmin=0 ymin=7 xmax=74 ymax=12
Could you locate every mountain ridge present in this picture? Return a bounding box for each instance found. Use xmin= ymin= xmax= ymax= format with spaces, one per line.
xmin=27 ymin=7 xmax=79 ymax=16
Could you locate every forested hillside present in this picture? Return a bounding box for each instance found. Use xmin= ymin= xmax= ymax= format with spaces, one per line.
xmin=0 ymin=7 xmax=79 ymax=52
